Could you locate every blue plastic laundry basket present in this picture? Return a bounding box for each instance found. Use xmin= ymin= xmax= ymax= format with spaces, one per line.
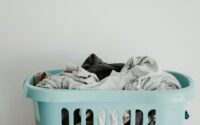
xmin=24 ymin=70 xmax=195 ymax=125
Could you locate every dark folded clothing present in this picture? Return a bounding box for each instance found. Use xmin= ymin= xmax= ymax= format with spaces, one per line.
xmin=82 ymin=53 xmax=124 ymax=80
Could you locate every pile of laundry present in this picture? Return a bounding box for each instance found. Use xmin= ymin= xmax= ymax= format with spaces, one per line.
xmin=34 ymin=54 xmax=181 ymax=125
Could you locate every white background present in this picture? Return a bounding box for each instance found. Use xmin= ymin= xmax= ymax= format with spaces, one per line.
xmin=0 ymin=0 xmax=199 ymax=124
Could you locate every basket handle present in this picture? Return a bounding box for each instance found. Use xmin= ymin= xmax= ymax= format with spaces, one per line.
xmin=23 ymin=76 xmax=32 ymax=88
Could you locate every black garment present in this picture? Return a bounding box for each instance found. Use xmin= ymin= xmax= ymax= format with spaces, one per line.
xmin=82 ymin=54 xmax=124 ymax=80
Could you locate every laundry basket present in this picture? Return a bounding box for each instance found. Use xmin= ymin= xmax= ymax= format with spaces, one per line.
xmin=24 ymin=69 xmax=195 ymax=125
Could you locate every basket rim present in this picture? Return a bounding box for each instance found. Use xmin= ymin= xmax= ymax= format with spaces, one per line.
xmin=23 ymin=69 xmax=195 ymax=104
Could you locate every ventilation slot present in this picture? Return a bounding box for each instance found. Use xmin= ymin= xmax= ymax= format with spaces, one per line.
xmin=86 ymin=109 xmax=93 ymax=125
xmin=98 ymin=109 xmax=106 ymax=125
xmin=136 ymin=110 xmax=143 ymax=125
xmin=74 ymin=109 xmax=81 ymax=125
xmin=61 ymin=108 xmax=69 ymax=125
xmin=123 ymin=110 xmax=131 ymax=125
xmin=148 ymin=110 xmax=156 ymax=125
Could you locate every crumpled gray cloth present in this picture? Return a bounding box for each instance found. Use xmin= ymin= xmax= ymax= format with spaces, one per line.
xmin=120 ymin=56 xmax=181 ymax=90
xmin=34 ymin=56 xmax=181 ymax=125
xmin=35 ymin=63 xmax=99 ymax=89
xmin=35 ymin=56 xmax=181 ymax=90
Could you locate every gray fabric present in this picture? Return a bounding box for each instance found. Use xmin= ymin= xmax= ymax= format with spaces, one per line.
xmin=36 ymin=57 xmax=181 ymax=90
xmin=121 ymin=56 xmax=181 ymax=90
xmin=35 ymin=63 xmax=99 ymax=89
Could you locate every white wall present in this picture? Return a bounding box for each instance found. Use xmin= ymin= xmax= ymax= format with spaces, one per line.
xmin=0 ymin=0 xmax=199 ymax=124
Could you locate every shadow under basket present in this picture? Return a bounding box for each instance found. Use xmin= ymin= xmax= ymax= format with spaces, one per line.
xmin=24 ymin=70 xmax=195 ymax=125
